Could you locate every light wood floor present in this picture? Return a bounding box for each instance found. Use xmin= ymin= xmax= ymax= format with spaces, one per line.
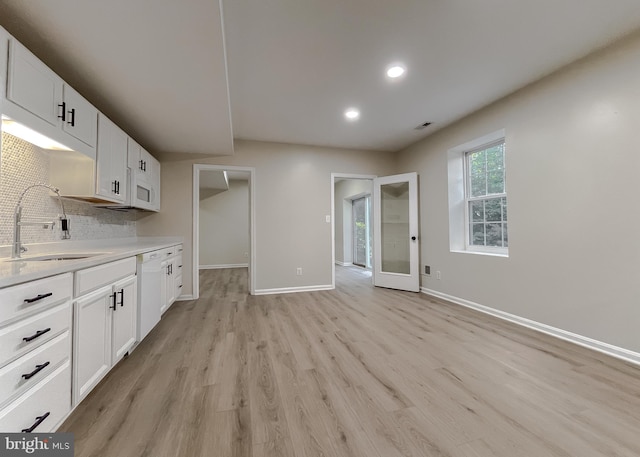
xmin=61 ymin=266 xmax=640 ymax=457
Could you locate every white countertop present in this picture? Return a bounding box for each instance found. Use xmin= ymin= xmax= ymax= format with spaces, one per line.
xmin=0 ymin=237 xmax=183 ymax=288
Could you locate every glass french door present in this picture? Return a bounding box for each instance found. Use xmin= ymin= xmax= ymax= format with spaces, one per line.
xmin=373 ymin=172 xmax=419 ymax=292
xmin=352 ymin=196 xmax=371 ymax=268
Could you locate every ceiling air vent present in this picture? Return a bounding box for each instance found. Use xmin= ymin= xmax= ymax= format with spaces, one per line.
xmin=415 ymin=122 xmax=433 ymax=130
xmin=415 ymin=122 xmax=432 ymax=130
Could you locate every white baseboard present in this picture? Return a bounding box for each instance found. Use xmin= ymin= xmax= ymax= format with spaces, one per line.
xmin=199 ymin=264 xmax=248 ymax=270
xmin=176 ymin=294 xmax=195 ymax=301
xmin=335 ymin=261 xmax=353 ymax=267
xmin=421 ymin=287 xmax=640 ymax=367
xmin=254 ymin=284 xmax=334 ymax=296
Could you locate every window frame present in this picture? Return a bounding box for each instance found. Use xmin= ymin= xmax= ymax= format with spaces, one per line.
xmin=463 ymin=139 xmax=508 ymax=254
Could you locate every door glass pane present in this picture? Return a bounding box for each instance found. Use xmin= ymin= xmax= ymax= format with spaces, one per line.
xmin=353 ymin=197 xmax=367 ymax=267
xmin=381 ymin=182 xmax=410 ymax=274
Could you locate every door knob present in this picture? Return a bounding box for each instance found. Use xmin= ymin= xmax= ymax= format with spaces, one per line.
xmin=411 ymin=236 xmax=417 ymax=241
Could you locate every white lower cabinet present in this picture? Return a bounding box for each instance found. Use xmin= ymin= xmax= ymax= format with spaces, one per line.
xmin=111 ymin=275 xmax=137 ymax=365
xmin=73 ymin=257 xmax=137 ymax=405
xmin=160 ymin=244 xmax=183 ymax=315
xmin=73 ymin=286 xmax=112 ymax=405
xmin=0 ymin=273 xmax=72 ymax=432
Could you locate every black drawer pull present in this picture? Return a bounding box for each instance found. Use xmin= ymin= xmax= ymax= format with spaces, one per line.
xmin=68 ymin=108 xmax=76 ymax=126
xmin=22 ymin=328 xmax=51 ymax=343
xmin=22 ymin=361 xmax=50 ymax=380
xmin=58 ymin=102 xmax=66 ymax=121
xmin=118 ymin=289 xmax=124 ymax=307
xmin=24 ymin=293 xmax=53 ymax=304
xmin=21 ymin=412 xmax=50 ymax=433
xmin=109 ymin=293 xmax=117 ymax=311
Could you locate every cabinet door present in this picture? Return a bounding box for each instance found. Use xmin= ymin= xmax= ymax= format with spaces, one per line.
xmin=159 ymin=260 xmax=168 ymax=315
xmin=73 ymin=287 xmax=112 ymax=405
xmin=96 ymin=114 xmax=128 ymax=203
xmin=111 ymin=276 xmax=137 ymax=364
xmin=127 ymin=137 xmax=142 ymax=172
xmin=62 ymin=84 xmax=97 ymax=148
xmin=6 ymin=39 xmax=63 ymax=127
xmin=161 ymin=260 xmax=176 ymax=314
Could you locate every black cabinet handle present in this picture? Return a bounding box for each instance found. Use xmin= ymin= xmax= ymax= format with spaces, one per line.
xmin=118 ymin=289 xmax=124 ymax=307
xmin=179 ymin=285 xmax=183 ymax=289
xmin=24 ymin=293 xmax=53 ymax=304
xmin=411 ymin=236 xmax=417 ymax=241
xmin=58 ymin=102 xmax=66 ymax=121
xmin=109 ymin=293 xmax=117 ymax=310
xmin=112 ymin=181 xmax=117 ymax=193
xmin=22 ymin=328 xmax=51 ymax=343
xmin=21 ymin=361 xmax=50 ymax=380
xmin=115 ymin=180 xmax=120 ymax=195
xmin=21 ymin=412 xmax=50 ymax=433
xmin=68 ymin=108 xmax=76 ymax=126
xmin=143 ymin=160 xmax=147 ymax=172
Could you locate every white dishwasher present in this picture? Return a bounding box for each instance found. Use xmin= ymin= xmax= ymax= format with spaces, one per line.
xmin=137 ymin=250 xmax=163 ymax=341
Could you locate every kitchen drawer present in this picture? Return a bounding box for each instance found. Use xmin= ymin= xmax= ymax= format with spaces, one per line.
xmin=176 ymin=274 xmax=183 ymax=298
xmin=0 ymin=362 xmax=71 ymax=433
xmin=75 ymin=256 xmax=136 ymax=296
xmin=0 ymin=331 xmax=70 ymax=409
xmin=176 ymin=254 xmax=183 ymax=273
xmin=0 ymin=302 xmax=71 ymax=367
xmin=0 ymin=273 xmax=72 ymax=327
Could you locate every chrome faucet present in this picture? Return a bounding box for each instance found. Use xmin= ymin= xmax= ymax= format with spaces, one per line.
xmin=12 ymin=184 xmax=70 ymax=259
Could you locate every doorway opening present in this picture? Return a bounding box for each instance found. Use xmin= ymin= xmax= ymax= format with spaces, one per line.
xmin=331 ymin=173 xmax=376 ymax=288
xmin=193 ymin=164 xmax=256 ymax=298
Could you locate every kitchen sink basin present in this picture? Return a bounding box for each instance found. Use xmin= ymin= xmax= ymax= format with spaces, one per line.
xmin=4 ymin=253 xmax=107 ymax=262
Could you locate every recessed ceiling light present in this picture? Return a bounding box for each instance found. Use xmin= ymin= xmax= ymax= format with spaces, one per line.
xmin=386 ymin=65 xmax=406 ymax=78
xmin=344 ymin=108 xmax=360 ymax=121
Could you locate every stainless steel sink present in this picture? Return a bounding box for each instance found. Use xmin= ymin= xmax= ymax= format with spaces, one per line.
xmin=4 ymin=253 xmax=106 ymax=262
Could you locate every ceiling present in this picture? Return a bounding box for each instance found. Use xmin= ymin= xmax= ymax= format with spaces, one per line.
xmin=2 ymin=1 xmax=640 ymax=157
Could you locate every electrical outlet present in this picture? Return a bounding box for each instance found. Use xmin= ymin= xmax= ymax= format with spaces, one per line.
xmin=424 ymin=265 xmax=431 ymax=275
xmin=325 ymin=215 xmax=331 ymax=223
xmin=296 ymin=267 xmax=303 ymax=276
xmin=436 ymin=271 xmax=441 ymax=280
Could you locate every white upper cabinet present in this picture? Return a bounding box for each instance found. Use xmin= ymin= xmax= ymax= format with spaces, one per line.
xmin=6 ymin=39 xmax=63 ymax=127
xmin=96 ymin=114 xmax=128 ymax=203
xmin=5 ymin=38 xmax=98 ymax=157
xmin=127 ymin=138 xmax=161 ymax=211
xmin=61 ymin=84 xmax=97 ymax=148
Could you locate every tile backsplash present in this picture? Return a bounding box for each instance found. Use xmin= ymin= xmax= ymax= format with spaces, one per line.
xmin=0 ymin=131 xmax=136 ymax=246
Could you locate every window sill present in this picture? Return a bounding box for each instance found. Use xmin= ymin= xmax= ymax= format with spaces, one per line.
xmin=451 ymin=249 xmax=509 ymax=258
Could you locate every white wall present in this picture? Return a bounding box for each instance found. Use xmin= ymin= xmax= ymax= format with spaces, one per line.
xmin=137 ymin=140 xmax=396 ymax=296
xmin=334 ymin=179 xmax=372 ymax=264
xmin=199 ymin=179 xmax=249 ymax=267
xmin=396 ymin=31 xmax=640 ymax=354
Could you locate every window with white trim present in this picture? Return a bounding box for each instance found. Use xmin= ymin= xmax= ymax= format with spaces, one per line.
xmin=465 ymin=140 xmax=507 ymax=250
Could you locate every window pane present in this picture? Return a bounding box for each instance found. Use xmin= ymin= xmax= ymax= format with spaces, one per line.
xmin=470 ymin=200 xmax=484 ymax=222
xmin=502 ymin=197 xmax=507 ymax=221
xmin=486 ymin=145 xmax=504 ymax=170
xmin=487 ymin=170 xmax=504 ymax=194
xmin=469 ymin=149 xmax=486 ymax=175
xmin=486 ymin=223 xmax=503 ymax=246
xmin=470 ymin=172 xmax=486 ymax=197
xmin=471 ymin=223 xmax=485 ymax=245
xmin=485 ymin=198 xmax=502 ymax=222
xmin=381 ymin=182 xmax=410 ymax=274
